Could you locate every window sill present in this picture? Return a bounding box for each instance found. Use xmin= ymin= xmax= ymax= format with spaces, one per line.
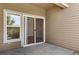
xmin=7 ymin=39 xmax=21 ymax=43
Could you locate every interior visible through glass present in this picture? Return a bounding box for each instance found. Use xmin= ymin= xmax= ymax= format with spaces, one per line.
xmin=7 ymin=14 xmax=20 ymax=40
xmin=36 ymin=18 xmax=43 ymax=42
xmin=27 ymin=17 xmax=34 ymax=44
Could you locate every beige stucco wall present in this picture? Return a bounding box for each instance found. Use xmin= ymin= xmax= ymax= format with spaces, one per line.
xmin=0 ymin=3 xmax=45 ymax=51
xmin=46 ymin=3 xmax=79 ymax=51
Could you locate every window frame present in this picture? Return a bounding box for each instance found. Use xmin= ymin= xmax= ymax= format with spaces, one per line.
xmin=3 ymin=9 xmax=22 ymax=43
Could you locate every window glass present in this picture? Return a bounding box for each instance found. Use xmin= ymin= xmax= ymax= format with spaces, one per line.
xmin=7 ymin=14 xmax=20 ymax=40
xmin=7 ymin=14 xmax=20 ymax=26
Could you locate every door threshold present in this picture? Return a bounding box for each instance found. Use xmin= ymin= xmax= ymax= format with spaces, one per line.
xmin=22 ymin=42 xmax=45 ymax=47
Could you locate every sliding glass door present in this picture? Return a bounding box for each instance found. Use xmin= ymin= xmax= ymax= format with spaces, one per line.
xmin=23 ymin=15 xmax=45 ymax=46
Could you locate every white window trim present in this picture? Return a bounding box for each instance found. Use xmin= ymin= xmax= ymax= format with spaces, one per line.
xmin=3 ymin=9 xmax=22 ymax=43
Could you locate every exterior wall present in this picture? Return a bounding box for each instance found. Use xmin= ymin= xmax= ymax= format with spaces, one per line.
xmin=0 ymin=3 xmax=45 ymax=51
xmin=46 ymin=3 xmax=79 ymax=51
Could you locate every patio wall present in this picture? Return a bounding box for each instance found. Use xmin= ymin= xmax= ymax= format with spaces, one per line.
xmin=46 ymin=3 xmax=79 ymax=51
xmin=0 ymin=3 xmax=45 ymax=51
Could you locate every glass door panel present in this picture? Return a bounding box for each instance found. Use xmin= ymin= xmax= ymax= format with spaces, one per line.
xmin=27 ymin=17 xmax=34 ymax=44
xmin=36 ymin=18 xmax=43 ymax=43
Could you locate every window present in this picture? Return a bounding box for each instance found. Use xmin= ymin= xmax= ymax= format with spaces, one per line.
xmin=4 ymin=9 xmax=22 ymax=43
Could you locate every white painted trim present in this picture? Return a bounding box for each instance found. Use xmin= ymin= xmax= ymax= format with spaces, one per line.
xmin=24 ymin=15 xmax=28 ymax=45
xmin=7 ymin=25 xmax=20 ymax=27
xmin=3 ymin=9 xmax=22 ymax=43
xmin=23 ymin=13 xmax=45 ymax=19
xmin=21 ymin=13 xmax=25 ymax=47
xmin=3 ymin=9 xmax=7 ymax=43
xmin=54 ymin=3 xmax=69 ymax=8
xmin=43 ymin=18 xmax=46 ymax=43
xmin=7 ymin=39 xmax=21 ymax=43
xmin=34 ymin=18 xmax=36 ymax=43
xmin=4 ymin=9 xmax=22 ymax=15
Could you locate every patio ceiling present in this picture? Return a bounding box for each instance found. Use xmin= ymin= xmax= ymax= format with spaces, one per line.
xmin=31 ymin=3 xmax=69 ymax=9
xmin=9 ymin=3 xmax=69 ymax=9
xmin=30 ymin=3 xmax=55 ymax=9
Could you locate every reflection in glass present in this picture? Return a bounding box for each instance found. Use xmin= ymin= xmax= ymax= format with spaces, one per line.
xmin=7 ymin=14 xmax=20 ymax=40
xmin=27 ymin=17 xmax=34 ymax=44
xmin=7 ymin=14 xmax=20 ymax=26
xmin=7 ymin=27 xmax=20 ymax=40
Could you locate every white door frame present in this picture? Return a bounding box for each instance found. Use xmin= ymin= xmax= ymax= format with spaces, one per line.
xmin=21 ymin=13 xmax=45 ymax=47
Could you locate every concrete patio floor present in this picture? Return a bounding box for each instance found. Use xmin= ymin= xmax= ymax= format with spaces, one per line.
xmin=0 ymin=43 xmax=74 ymax=55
